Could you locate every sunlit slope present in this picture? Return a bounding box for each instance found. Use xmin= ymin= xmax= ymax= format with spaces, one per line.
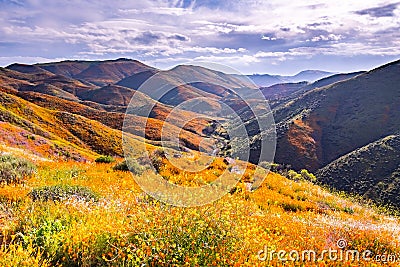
xmin=0 ymin=90 xmax=147 ymax=158
xmin=37 ymin=58 xmax=155 ymax=86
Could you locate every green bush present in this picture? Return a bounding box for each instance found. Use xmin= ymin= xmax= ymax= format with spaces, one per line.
xmin=112 ymin=160 xmax=129 ymax=172
xmin=95 ymin=155 xmax=115 ymax=163
xmin=113 ymin=158 xmax=147 ymax=175
xmin=113 ymin=151 xmax=165 ymax=175
xmin=29 ymin=184 xmax=99 ymax=202
xmin=287 ymin=170 xmax=302 ymax=181
xmin=281 ymin=202 xmax=304 ymax=212
xmin=23 ymin=219 xmax=66 ymax=261
xmin=343 ymin=206 xmax=355 ymax=214
xmin=259 ymin=161 xmax=280 ymax=171
xmin=0 ymin=154 xmax=36 ymax=185
xmin=300 ymin=169 xmax=317 ymax=182
xmin=285 ymin=169 xmax=317 ymax=183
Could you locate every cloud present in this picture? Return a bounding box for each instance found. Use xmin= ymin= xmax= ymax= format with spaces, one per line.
xmin=355 ymin=3 xmax=399 ymax=17
xmin=120 ymin=7 xmax=193 ymax=16
xmin=309 ymin=34 xmax=343 ymax=42
xmin=133 ymin=31 xmax=161 ymax=45
xmin=0 ymin=56 xmax=68 ymax=67
xmin=169 ymin=34 xmax=190 ymax=41
xmin=0 ymin=0 xmax=399 ymax=74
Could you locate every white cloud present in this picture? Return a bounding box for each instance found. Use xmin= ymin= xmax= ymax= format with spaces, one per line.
xmin=0 ymin=0 xmax=399 ymax=72
xmin=0 ymin=56 xmax=69 ymax=66
xmin=120 ymin=7 xmax=193 ymax=16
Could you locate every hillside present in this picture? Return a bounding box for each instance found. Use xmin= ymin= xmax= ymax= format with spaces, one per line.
xmin=271 ymin=60 xmax=400 ymax=172
xmin=261 ymin=71 xmax=364 ymax=108
xmin=118 ymin=64 xmax=256 ymax=109
xmin=0 ymin=90 xmax=131 ymax=158
xmin=0 ymin=61 xmax=226 ymax=155
xmin=78 ymin=85 xmax=137 ymax=106
xmin=317 ymin=133 xmax=400 ymax=207
xmin=1 ymin=154 xmax=399 ymax=266
xmin=3 ymin=65 xmax=94 ymax=97
xmin=37 ymin=58 xmax=155 ymax=86
xmin=261 ymin=82 xmax=307 ymax=98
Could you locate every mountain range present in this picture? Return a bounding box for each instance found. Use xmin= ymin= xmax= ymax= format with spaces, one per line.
xmin=247 ymin=70 xmax=335 ymax=87
xmin=0 ymin=58 xmax=399 ymax=208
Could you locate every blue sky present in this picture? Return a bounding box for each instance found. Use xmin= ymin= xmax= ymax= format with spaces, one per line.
xmin=0 ymin=0 xmax=399 ymax=75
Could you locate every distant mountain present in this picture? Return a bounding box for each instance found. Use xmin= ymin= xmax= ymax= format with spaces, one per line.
xmin=288 ymin=70 xmax=335 ymax=83
xmin=261 ymin=71 xmax=365 ymax=108
xmin=245 ymin=74 xmax=283 ymax=87
xmin=247 ymin=70 xmax=335 ymax=87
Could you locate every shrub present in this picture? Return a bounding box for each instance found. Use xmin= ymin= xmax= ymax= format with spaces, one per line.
xmin=25 ymin=219 xmax=66 ymax=260
xmin=281 ymin=202 xmax=304 ymax=212
xmin=29 ymin=184 xmax=99 ymax=202
xmin=95 ymin=155 xmax=115 ymax=163
xmin=112 ymin=160 xmax=130 ymax=172
xmin=287 ymin=170 xmax=302 ymax=181
xmin=300 ymin=169 xmax=317 ymax=182
xmin=0 ymin=155 xmax=36 ymax=185
xmin=113 ymin=158 xmax=146 ymax=175
xmin=343 ymin=206 xmax=355 ymax=214
xmin=113 ymin=150 xmax=165 ymax=174
xmin=149 ymin=149 xmax=165 ymax=172
xmin=259 ymin=161 xmax=279 ymax=171
xmin=285 ymin=169 xmax=317 ymax=183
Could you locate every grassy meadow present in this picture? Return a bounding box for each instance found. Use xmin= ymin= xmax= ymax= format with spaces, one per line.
xmin=0 ymin=151 xmax=399 ymax=267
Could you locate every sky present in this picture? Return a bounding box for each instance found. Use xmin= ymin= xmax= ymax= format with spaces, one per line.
xmin=0 ymin=0 xmax=399 ymax=75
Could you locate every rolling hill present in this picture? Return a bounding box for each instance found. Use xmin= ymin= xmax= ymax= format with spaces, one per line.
xmin=0 ymin=89 xmax=127 ymax=160
xmin=117 ymin=64 xmax=257 ymax=111
xmin=0 ymin=60 xmax=229 ymax=159
xmin=255 ymin=60 xmax=400 ymax=206
xmin=37 ymin=58 xmax=155 ymax=86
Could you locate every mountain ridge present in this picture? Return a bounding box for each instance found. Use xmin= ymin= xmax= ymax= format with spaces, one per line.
xmin=247 ymin=69 xmax=335 ymax=87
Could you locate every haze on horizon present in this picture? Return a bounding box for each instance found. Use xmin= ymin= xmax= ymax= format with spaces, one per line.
xmin=0 ymin=0 xmax=399 ymax=75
